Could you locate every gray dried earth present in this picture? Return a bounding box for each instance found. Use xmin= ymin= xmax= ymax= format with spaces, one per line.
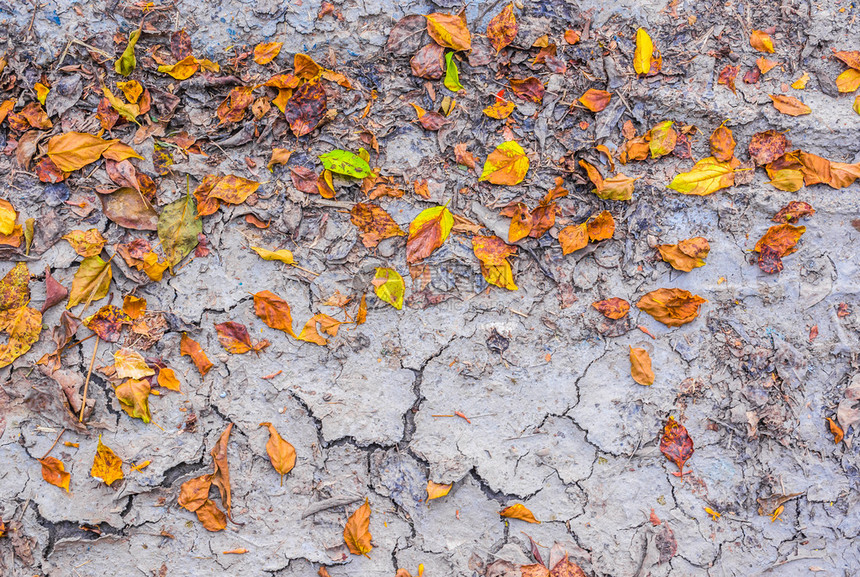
xmin=1 ymin=0 xmax=859 ymax=576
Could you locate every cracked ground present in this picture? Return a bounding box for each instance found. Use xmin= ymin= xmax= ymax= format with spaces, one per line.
xmin=1 ymin=0 xmax=860 ymax=576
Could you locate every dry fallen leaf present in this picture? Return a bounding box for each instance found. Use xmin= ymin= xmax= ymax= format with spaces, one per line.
xmin=658 ymin=237 xmax=710 ymax=272
xmin=633 ymin=28 xmax=653 ymax=75
xmin=253 ymin=290 xmax=296 ymax=337
xmin=91 ymin=435 xmax=124 ymax=486
xmin=373 ymin=267 xmax=405 ymax=309
xmin=480 ymin=140 xmax=529 ymax=185
xmin=259 ymin=422 xmax=297 ymax=485
xmin=406 ymin=205 xmax=453 ymax=263
xmin=499 ymin=503 xmax=540 ymax=524
xmin=62 ymin=229 xmax=107 ymax=257
xmin=115 ymin=378 xmax=152 ymax=423
xmin=750 ymin=30 xmax=775 ymax=53
xmin=114 ymin=347 xmax=156 ymax=379
xmin=84 ymin=305 xmax=130 ymax=342
xmin=180 ymin=332 xmax=214 ymax=376
xmin=426 ymin=480 xmax=452 ymax=501
xmin=350 ymin=203 xmax=406 ymax=248
xmin=668 ymin=157 xmax=738 ymax=196
xmin=39 ymin=456 xmax=70 ymax=492
xmin=592 ymin=298 xmax=630 ymax=319
xmin=769 ymin=94 xmax=811 ymax=116
xmin=754 ymin=224 xmax=805 ymax=274
xmin=343 ymin=498 xmax=373 ymax=557
xmin=486 ymin=3 xmax=517 ymax=53
xmin=660 ymin=416 xmax=694 ymax=476
xmin=578 ymin=89 xmax=611 ymax=112
xmin=630 ymin=347 xmax=655 ymax=386
xmin=709 ymin=123 xmax=736 ymax=162
xmin=637 ymin=288 xmax=707 ymax=327
xmin=215 ymin=321 xmax=269 ymax=354
xmin=472 ymin=235 xmax=518 ymax=291
xmin=254 ymin=41 xmax=282 ymax=65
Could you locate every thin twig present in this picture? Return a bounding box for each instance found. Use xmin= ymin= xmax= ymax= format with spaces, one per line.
xmin=79 ymin=336 xmax=100 ymax=422
xmin=40 ymin=428 xmax=66 ymax=459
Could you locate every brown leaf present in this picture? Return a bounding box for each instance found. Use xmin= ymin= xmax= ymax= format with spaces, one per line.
xmin=748 ymin=130 xmax=790 ymax=165
xmin=578 ymin=89 xmax=611 ymax=112
xmin=630 ymin=347 xmax=655 ymax=386
xmin=215 ymin=321 xmax=269 ymax=354
xmin=387 ymin=15 xmax=427 ymax=56
xmin=406 ymin=205 xmax=453 ymax=263
xmin=216 ymin=86 xmax=254 ymax=124
xmin=410 ymin=43 xmax=444 ymax=79
xmin=178 ymin=474 xmax=213 ymax=512
xmin=657 ymin=237 xmax=710 ymax=272
xmin=350 ymin=203 xmax=406 ymax=248
xmin=99 ymin=188 xmax=158 ymax=231
xmin=196 ymin=499 xmax=227 ymax=531
xmin=659 ymin=416 xmax=694 ymax=476
xmin=290 ymin=166 xmax=319 ymax=194
xmin=592 ymin=298 xmax=630 ymax=319
xmin=180 ymin=332 xmax=214 ymax=376
xmin=754 ymin=224 xmax=805 ymax=257
xmin=636 ymin=288 xmax=707 ymax=327
xmin=284 ymin=79 xmax=327 ymax=137
xmin=211 ymin=423 xmax=234 ymax=519
xmin=501 ymin=202 xmax=533 ymax=243
xmin=709 ymin=123 xmax=736 ymax=162
xmin=772 ymin=201 xmax=815 ymax=224
xmin=42 ymin=268 xmax=68 ymax=313
xmin=453 ymin=143 xmax=477 ymax=169
xmin=499 ymin=503 xmax=540 ymax=523
xmin=717 ymin=65 xmax=739 ymax=94
xmin=343 ymin=498 xmax=373 ymax=556
xmin=585 ymin=210 xmax=614 ymax=241
xmin=84 ymin=305 xmax=130 ymax=342
xmin=259 ymin=422 xmax=296 ymax=485
xmin=487 ymin=3 xmax=518 ymax=53
xmin=509 ymin=77 xmax=545 ymax=103
xmin=549 ymin=556 xmax=587 ymax=577
xmin=39 ymin=456 xmax=70 ymax=492
xmin=253 ymin=290 xmax=296 ymax=337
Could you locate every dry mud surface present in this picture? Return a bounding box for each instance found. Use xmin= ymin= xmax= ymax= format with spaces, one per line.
xmin=1 ymin=0 xmax=859 ymax=576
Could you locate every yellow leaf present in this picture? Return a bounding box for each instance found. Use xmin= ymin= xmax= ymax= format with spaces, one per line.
xmin=343 ymin=498 xmax=373 ymax=557
xmin=0 ymin=199 xmax=17 ymax=236
xmin=254 ymin=42 xmax=283 ymax=65
xmin=472 ymin=235 xmax=518 ymax=291
xmin=499 ymin=503 xmax=540 ymax=523
xmin=373 ymin=267 xmax=405 ymax=309
xmin=251 ymin=246 xmax=294 ymax=265
xmin=116 ymin=80 xmax=143 ymax=103
xmin=479 ymin=140 xmax=529 ymax=185
xmin=648 ymin=120 xmax=677 ymax=158
xmin=791 ymin=72 xmax=810 ymax=89
xmin=68 ymin=255 xmax=112 ymax=309
xmin=91 ymin=435 xmax=124 ymax=486
xmin=102 ymin=86 xmax=140 ymax=125
xmin=634 ymin=28 xmax=653 ymax=75
xmin=158 ymin=55 xmax=200 ymax=80
xmin=34 ymin=82 xmax=50 ymax=105
xmin=426 ymin=480 xmax=452 ymax=501
xmin=629 ymin=346 xmax=655 ymax=386
xmin=668 ymin=156 xmax=737 ymax=196
xmin=483 ymin=100 xmax=515 ymax=119
xmin=854 ymin=95 xmax=860 ymax=115
xmin=426 ymin=13 xmax=471 ymax=51
xmin=157 ymin=367 xmax=181 ymax=391
xmin=115 ymin=378 xmax=152 ymax=423
xmin=114 ymin=347 xmax=156 ymax=380
xmin=406 ymin=205 xmax=454 ymax=263
xmin=836 ymin=68 xmax=860 ymax=93
xmin=62 ymin=229 xmax=106 ymax=257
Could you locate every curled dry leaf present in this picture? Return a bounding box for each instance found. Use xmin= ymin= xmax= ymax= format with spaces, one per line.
xmin=39 ymin=456 xmax=70 ymax=492
xmin=769 ymin=95 xmax=811 ymax=116
xmin=296 ymin=313 xmax=342 ymax=345
xmin=284 ymin=79 xmax=327 ymax=137
xmin=426 ymin=480 xmax=452 ymax=500
xmin=637 ymin=288 xmax=707 ymax=327
xmin=472 ymin=235 xmax=517 ymax=291
xmin=62 ymin=229 xmax=106 ymax=257
xmin=772 ymin=201 xmax=815 ymax=224
xmin=196 ymin=499 xmax=228 ymax=531
xmin=410 ymin=43 xmax=444 ymax=79
xmin=578 ymin=89 xmax=611 ymax=112
xmin=215 ymin=321 xmax=269 ymax=354
xmin=480 ymin=140 xmax=529 ymax=185
xmin=91 ymin=435 xmax=124 ymax=486
xmin=748 ymin=130 xmax=790 ymax=165
xmin=754 ymin=224 xmax=805 ymax=274
xmin=634 ymin=28 xmax=653 ymax=75
xmin=717 ymin=65 xmax=740 ymax=94
xmin=592 ymin=298 xmax=630 ymax=319
xmin=425 ymin=13 xmax=471 ymax=51
xmin=660 ymin=416 xmax=694 ymax=476
xmin=216 ymin=86 xmax=254 ymax=124
xmin=180 ymin=332 xmax=214 ymax=376
xmin=251 ymin=246 xmax=295 ymax=265
xmin=499 ymin=503 xmax=540 ymax=524
xmin=750 ymin=30 xmax=775 ymax=53
xmin=406 ymin=205 xmax=453 ymax=263
xmin=630 ymin=347 xmax=655 ymax=386
xmin=486 ymin=3 xmax=517 ymax=53
xmin=658 ymin=237 xmax=710 ymax=272
xmin=211 ymin=423 xmax=234 ymax=519
xmin=373 ymin=267 xmax=405 ymax=309
xmin=343 ymin=498 xmax=373 ymax=556
xmin=586 ymin=210 xmax=615 ymax=241
xmin=578 ymin=159 xmax=635 ymax=201
xmin=259 ymin=422 xmax=296 ymax=485
xmin=826 ymin=417 xmax=844 ymax=444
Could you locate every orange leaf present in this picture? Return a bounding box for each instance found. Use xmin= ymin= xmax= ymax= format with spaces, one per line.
xmin=769 ymin=94 xmax=811 ymax=116
xmin=297 ymin=314 xmax=342 ymax=345
xmin=83 ymin=305 xmax=130 ymax=342
xmin=750 ymin=30 xmax=775 ymax=53
xmin=772 ymin=201 xmax=815 ymax=224
xmin=486 ymin=3 xmax=518 ymax=53
xmin=826 ymin=417 xmax=844 ymax=444
xmin=709 ymin=123 xmax=736 ymax=162
xmin=499 ymin=503 xmax=540 ymax=523
xmin=578 ymin=89 xmax=611 ymax=112
xmin=657 ymin=237 xmax=710 ymax=272
xmin=253 ymin=290 xmax=296 ymax=337
xmin=472 ymin=236 xmax=518 ymax=291
xmin=343 ymin=498 xmax=373 ymax=556
xmin=637 ymin=288 xmax=706 ymax=327
xmin=425 ymin=13 xmax=471 ymax=51
xmin=254 ymin=41 xmax=282 ymax=65
xmin=209 ymin=174 xmax=260 ymax=205
xmin=350 ymin=203 xmax=406 ymax=248
xmin=660 ymin=416 xmax=694 ymax=476
xmin=426 ymin=480 xmax=452 ymax=500
xmin=216 ymin=86 xmax=254 ymax=124
xmin=211 ymin=423 xmax=233 ymax=519
xmin=259 ymin=422 xmax=297 ymax=485
xmin=115 ymin=378 xmax=152 ymax=423
xmin=748 ymin=130 xmax=790 ymax=165
xmin=592 ymin=298 xmax=630 ymax=319
xmin=585 ymin=211 xmax=614 ymax=241
xmin=558 ymin=223 xmax=588 ymax=255
xmin=717 ymin=65 xmax=739 ymax=94
xmin=180 ymin=332 xmax=214 ymax=376
xmin=39 ymin=456 xmax=70 ymax=492
xmin=629 ymin=347 xmax=655 ymax=386
xmin=196 ymin=499 xmax=227 ymax=531
xmin=178 ymin=474 xmax=213 ymax=512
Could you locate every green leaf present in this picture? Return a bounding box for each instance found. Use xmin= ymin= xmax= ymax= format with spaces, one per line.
xmin=114 ymin=29 xmax=141 ymax=77
xmin=373 ymin=268 xmax=405 ymax=310
xmin=158 ymin=194 xmax=202 ymax=267
xmin=318 ymin=150 xmax=373 ymax=178
xmin=444 ymin=52 xmax=463 ymax=92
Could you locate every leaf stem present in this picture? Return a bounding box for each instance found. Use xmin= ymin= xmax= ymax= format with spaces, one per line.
xmin=79 ymin=336 xmax=100 ymax=423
